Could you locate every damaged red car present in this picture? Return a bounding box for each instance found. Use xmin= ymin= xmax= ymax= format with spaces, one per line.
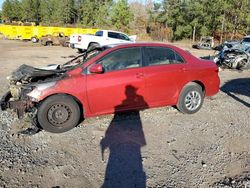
xmin=1 ymin=43 xmax=220 ymax=133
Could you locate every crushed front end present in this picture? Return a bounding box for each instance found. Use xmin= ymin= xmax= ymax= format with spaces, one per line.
xmin=1 ymin=87 xmax=35 ymax=119
xmin=1 ymin=50 xmax=101 ymax=121
xmin=0 ymin=64 xmax=65 ymax=119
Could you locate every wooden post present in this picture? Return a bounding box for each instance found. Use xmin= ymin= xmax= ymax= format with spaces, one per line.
xmin=220 ymin=12 xmax=225 ymax=44
xmin=192 ymin=25 xmax=196 ymax=42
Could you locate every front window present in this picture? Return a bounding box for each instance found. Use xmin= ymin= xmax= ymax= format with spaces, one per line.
xmin=97 ymin=47 xmax=142 ymax=72
xmin=118 ymin=33 xmax=130 ymax=41
xmin=108 ymin=32 xmax=130 ymax=41
xmin=242 ymin=37 xmax=250 ymax=43
xmin=108 ymin=32 xmax=120 ymax=39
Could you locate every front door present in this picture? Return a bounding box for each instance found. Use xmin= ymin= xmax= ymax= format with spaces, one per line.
xmin=86 ymin=47 xmax=147 ymax=115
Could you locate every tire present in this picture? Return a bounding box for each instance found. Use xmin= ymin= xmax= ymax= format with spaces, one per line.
xmin=87 ymin=43 xmax=100 ymax=51
xmin=77 ymin=48 xmax=85 ymax=53
xmin=31 ymin=37 xmax=38 ymax=43
xmin=236 ymin=59 xmax=249 ymax=70
xmin=177 ymin=83 xmax=204 ymax=114
xmin=37 ymin=95 xmax=81 ymax=133
xmin=46 ymin=41 xmax=53 ymax=46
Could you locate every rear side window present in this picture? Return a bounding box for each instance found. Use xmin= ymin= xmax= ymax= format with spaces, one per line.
xmin=97 ymin=47 xmax=142 ymax=72
xmin=145 ymin=47 xmax=184 ymax=66
xmin=95 ymin=31 xmax=103 ymax=37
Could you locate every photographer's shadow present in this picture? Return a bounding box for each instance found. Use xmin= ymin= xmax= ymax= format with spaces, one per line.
xmin=100 ymin=85 xmax=148 ymax=188
xmin=221 ymin=78 xmax=250 ymax=108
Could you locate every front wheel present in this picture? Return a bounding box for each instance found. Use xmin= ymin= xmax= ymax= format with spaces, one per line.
xmin=177 ymin=83 xmax=204 ymax=114
xmin=37 ymin=95 xmax=81 ymax=133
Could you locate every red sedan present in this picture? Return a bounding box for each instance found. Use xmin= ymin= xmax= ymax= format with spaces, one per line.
xmin=1 ymin=43 xmax=220 ymax=133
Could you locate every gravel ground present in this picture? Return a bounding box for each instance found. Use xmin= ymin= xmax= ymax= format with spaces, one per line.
xmin=0 ymin=39 xmax=249 ymax=188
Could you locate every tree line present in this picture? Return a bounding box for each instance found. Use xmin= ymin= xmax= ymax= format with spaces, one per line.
xmin=1 ymin=0 xmax=250 ymax=41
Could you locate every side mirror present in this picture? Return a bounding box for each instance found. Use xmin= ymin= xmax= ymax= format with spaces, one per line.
xmin=129 ymin=35 xmax=137 ymax=42
xmin=89 ymin=64 xmax=104 ymax=74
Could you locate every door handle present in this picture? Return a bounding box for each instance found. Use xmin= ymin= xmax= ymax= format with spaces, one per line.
xmin=136 ymin=73 xmax=144 ymax=79
xmin=181 ymin=68 xmax=187 ymax=72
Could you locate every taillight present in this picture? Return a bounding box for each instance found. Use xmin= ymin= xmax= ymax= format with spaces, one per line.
xmin=78 ymin=36 xmax=82 ymax=42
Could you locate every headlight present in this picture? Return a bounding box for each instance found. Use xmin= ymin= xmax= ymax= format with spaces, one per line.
xmin=27 ymin=82 xmax=56 ymax=101
xmin=10 ymin=85 xmax=22 ymax=100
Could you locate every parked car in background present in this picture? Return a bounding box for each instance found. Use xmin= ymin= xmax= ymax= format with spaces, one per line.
xmin=40 ymin=32 xmax=69 ymax=46
xmin=70 ymin=30 xmax=136 ymax=53
xmin=213 ymin=40 xmax=240 ymax=51
xmin=242 ymin=35 xmax=250 ymax=46
xmin=1 ymin=43 xmax=220 ymax=133
xmin=214 ymin=36 xmax=250 ymax=52
xmin=211 ymin=36 xmax=250 ymax=70
xmin=192 ymin=36 xmax=214 ymax=50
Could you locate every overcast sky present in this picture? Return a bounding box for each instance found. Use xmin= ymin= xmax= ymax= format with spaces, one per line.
xmin=0 ymin=0 xmax=3 ymax=10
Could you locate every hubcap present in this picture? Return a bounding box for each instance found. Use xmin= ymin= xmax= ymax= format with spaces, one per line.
xmin=48 ymin=104 xmax=72 ymax=126
xmin=184 ymin=91 xmax=202 ymax=111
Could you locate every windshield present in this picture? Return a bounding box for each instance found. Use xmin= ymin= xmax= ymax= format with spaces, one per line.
xmin=61 ymin=46 xmax=110 ymax=69
xmin=242 ymin=37 xmax=250 ymax=43
xmin=83 ymin=46 xmax=111 ymax=62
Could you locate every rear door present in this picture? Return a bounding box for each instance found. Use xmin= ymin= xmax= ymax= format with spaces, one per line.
xmin=86 ymin=47 xmax=147 ymax=115
xmin=143 ymin=46 xmax=187 ymax=106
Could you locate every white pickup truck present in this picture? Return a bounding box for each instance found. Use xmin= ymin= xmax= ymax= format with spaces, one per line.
xmin=70 ymin=30 xmax=136 ymax=52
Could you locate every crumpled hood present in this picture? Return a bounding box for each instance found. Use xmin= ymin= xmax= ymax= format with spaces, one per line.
xmin=8 ymin=64 xmax=64 ymax=83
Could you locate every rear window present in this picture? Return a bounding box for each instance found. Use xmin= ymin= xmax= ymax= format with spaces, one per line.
xmin=95 ymin=31 xmax=103 ymax=37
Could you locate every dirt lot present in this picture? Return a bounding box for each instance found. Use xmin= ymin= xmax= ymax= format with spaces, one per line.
xmin=0 ymin=39 xmax=249 ymax=188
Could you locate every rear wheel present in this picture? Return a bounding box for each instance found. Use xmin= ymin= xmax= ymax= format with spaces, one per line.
xmin=31 ymin=37 xmax=38 ymax=43
xmin=236 ymin=59 xmax=249 ymax=70
xmin=88 ymin=43 xmax=100 ymax=50
xmin=177 ymin=83 xmax=204 ymax=114
xmin=37 ymin=95 xmax=81 ymax=133
xmin=77 ymin=49 xmax=85 ymax=53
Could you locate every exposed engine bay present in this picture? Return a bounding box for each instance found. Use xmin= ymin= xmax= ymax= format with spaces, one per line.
xmin=214 ymin=49 xmax=250 ymax=69
xmin=201 ymin=48 xmax=250 ymax=70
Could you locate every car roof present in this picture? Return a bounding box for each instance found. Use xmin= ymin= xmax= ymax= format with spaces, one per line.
xmin=103 ymin=42 xmax=179 ymax=49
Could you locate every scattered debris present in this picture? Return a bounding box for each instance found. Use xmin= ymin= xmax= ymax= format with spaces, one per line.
xmin=212 ymin=174 xmax=250 ymax=188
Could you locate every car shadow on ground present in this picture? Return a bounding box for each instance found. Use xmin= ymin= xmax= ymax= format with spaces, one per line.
xmin=100 ymin=85 xmax=147 ymax=188
xmin=220 ymin=78 xmax=250 ymax=108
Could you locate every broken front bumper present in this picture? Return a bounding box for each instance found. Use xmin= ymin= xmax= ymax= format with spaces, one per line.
xmin=1 ymin=91 xmax=34 ymax=119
